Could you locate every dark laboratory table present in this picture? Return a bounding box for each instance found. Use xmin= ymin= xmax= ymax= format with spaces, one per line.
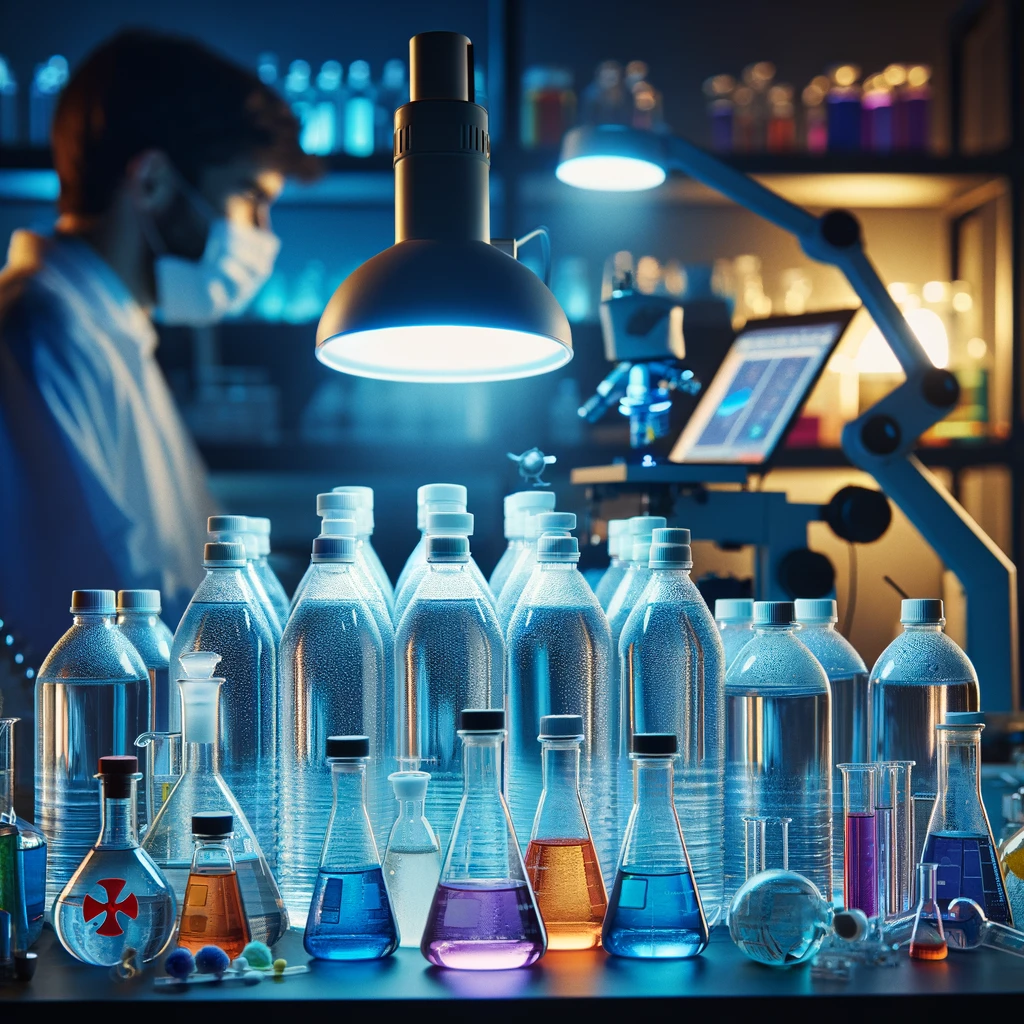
xmin=2 ymin=925 xmax=1023 ymax=1021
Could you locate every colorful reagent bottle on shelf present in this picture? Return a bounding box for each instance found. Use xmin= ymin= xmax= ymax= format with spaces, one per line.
xmin=421 ymin=709 xmax=546 ymax=970
xmin=53 ymin=756 xmax=176 ymax=967
xmin=382 ymin=771 xmax=441 ymax=949
xmin=178 ymin=812 xmax=251 ymax=959
xmin=921 ymin=712 xmax=1011 ymax=923
xmin=602 ymin=733 xmax=709 ymax=959
xmin=525 ymin=715 xmax=606 ymax=950
xmin=304 ymin=736 xmax=399 ymax=961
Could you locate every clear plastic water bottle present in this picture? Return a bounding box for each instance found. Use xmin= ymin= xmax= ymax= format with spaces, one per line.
xmin=870 ymin=598 xmax=979 ymax=864
xmin=725 ymin=600 xmax=832 ymax=904
xmin=795 ymin=597 xmax=868 ymax=904
xmin=169 ymin=543 xmax=278 ymax=866
xmin=246 ymin=517 xmax=291 ymax=630
xmin=497 ymin=510 xmax=576 ymax=635
xmin=36 ymin=591 xmax=149 ymax=906
xmin=395 ymin=512 xmax=493 ymax=625
xmin=715 ymin=598 xmax=753 ymax=670
xmin=278 ymin=534 xmax=387 ymax=925
xmin=332 ymin=486 xmax=394 ymax=609
xmin=395 ymin=531 xmax=504 ymax=854
xmin=506 ymin=528 xmax=615 ymax=873
xmin=619 ymin=528 xmax=726 ymax=925
xmin=115 ymin=589 xmax=172 ymax=733
xmin=606 ymin=516 xmax=668 ymax=675
xmin=594 ymin=519 xmax=630 ymax=612
xmin=207 ymin=516 xmax=283 ymax=641
xmin=489 ymin=491 xmax=557 ymax=601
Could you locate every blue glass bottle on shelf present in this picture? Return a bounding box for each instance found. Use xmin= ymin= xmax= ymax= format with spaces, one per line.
xmin=36 ymin=590 xmax=149 ymax=905
xmin=921 ymin=712 xmax=1011 ymax=923
xmin=304 ymin=736 xmax=399 ymax=960
xmin=53 ymin=756 xmax=176 ymax=966
xmin=602 ymin=733 xmax=708 ymax=959
xmin=0 ymin=717 xmax=45 ymax=947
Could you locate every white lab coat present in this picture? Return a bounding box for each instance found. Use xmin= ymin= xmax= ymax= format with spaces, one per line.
xmin=0 ymin=230 xmax=214 ymax=682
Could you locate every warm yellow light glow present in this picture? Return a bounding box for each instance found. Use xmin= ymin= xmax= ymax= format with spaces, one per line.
xmin=907 ymin=65 xmax=931 ymax=88
xmin=857 ymin=306 xmax=949 ymax=373
xmin=923 ymin=280 xmax=947 ymax=303
xmin=884 ymin=64 xmax=908 ymax=87
xmin=952 ymin=290 xmax=973 ymax=313
xmin=967 ymin=337 xmax=987 ymax=360
xmin=834 ymin=65 xmax=859 ymax=87
xmin=888 ymin=282 xmax=910 ymax=303
xmin=636 ymin=256 xmax=661 ymax=294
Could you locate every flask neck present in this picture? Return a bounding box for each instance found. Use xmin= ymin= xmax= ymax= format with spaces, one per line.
xmin=178 ymin=679 xmax=222 ymax=771
xmin=536 ymin=739 xmax=589 ymax=841
xmin=541 ymin=740 xmax=582 ymax=794
xmin=633 ymin=755 xmax=675 ymax=808
xmin=461 ymin=732 xmax=503 ymax=793
xmin=331 ymin=760 xmax=369 ymax=809
xmin=934 ymin=727 xmax=984 ymax=818
xmin=190 ymin=836 xmax=237 ymax=874
xmin=0 ymin=719 xmax=15 ymax=821
xmin=99 ymin=788 xmax=139 ymax=850
xmin=324 ymin=760 xmax=378 ymax=868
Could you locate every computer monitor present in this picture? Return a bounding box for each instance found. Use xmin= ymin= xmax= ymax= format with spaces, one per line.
xmin=669 ymin=309 xmax=857 ymax=466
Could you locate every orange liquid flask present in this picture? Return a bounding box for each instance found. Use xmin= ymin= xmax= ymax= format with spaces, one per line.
xmin=908 ymin=862 xmax=947 ymax=961
xmin=525 ymin=716 xmax=607 ymax=949
xmin=177 ymin=812 xmax=251 ymax=959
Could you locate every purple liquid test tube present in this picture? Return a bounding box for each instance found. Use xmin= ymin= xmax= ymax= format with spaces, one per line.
xmin=839 ymin=764 xmax=879 ymax=917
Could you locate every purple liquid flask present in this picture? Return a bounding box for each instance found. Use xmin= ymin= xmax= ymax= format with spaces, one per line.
xmin=420 ymin=709 xmax=547 ymax=970
xmin=838 ymin=764 xmax=878 ymax=917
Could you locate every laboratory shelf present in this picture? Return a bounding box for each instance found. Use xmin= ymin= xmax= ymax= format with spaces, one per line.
xmin=4 ymin=923 xmax=1023 ymax=1017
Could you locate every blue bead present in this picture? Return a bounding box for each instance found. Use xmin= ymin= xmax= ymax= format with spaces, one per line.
xmin=164 ymin=947 xmax=195 ymax=979
xmin=195 ymin=945 xmax=230 ymax=975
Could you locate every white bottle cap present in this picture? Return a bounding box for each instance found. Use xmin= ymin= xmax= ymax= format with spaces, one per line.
xmin=648 ymin=527 xmax=691 ymax=569
xmin=795 ymin=598 xmax=838 ymax=624
xmin=537 ymin=534 xmax=580 ymax=563
xmin=246 ymin=517 xmax=272 ymax=557
xmin=116 ymin=589 xmax=161 ymax=614
xmin=208 ymin=516 xmax=259 ymax=560
xmin=312 ymin=536 xmax=356 ymax=562
xmin=901 ymin=598 xmax=944 ymax=625
xmin=536 ymin=511 xmax=575 ymax=533
xmin=628 ymin=515 xmax=668 ymax=543
xmin=321 ymin=517 xmax=358 ymax=538
xmin=754 ymin=600 xmax=795 ymax=626
xmin=333 ymin=487 xmax=375 ymax=533
xmin=426 ymin=511 xmax=474 ymax=535
xmin=204 ymin=541 xmax=246 ymax=567
xmin=607 ymin=519 xmax=628 ymax=558
xmin=715 ymin=598 xmax=753 ymax=623
xmin=70 ymin=589 xmax=116 ymax=615
xmin=507 ymin=490 xmax=557 ymax=513
xmin=389 ymin=771 xmax=430 ymax=800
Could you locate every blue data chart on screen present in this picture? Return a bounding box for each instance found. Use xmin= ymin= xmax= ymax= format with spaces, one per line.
xmin=669 ymin=317 xmax=848 ymax=466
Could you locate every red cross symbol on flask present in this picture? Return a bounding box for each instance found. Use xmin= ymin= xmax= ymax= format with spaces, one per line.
xmin=82 ymin=878 xmax=139 ymax=937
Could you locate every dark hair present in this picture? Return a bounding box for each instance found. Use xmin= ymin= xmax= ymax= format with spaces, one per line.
xmin=53 ymin=29 xmax=319 ymax=216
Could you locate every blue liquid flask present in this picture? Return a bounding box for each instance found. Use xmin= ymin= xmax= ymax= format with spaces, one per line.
xmin=602 ymin=733 xmax=709 ymax=959
xmin=304 ymin=736 xmax=399 ymax=960
xmin=53 ymin=756 xmax=176 ymax=966
xmin=0 ymin=717 xmax=45 ymax=948
xmin=921 ymin=712 xmax=1011 ymax=923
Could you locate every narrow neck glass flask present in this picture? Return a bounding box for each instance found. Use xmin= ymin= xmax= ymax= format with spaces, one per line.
xmin=53 ymin=756 xmax=176 ymax=966
xmin=421 ymin=709 xmax=546 ymax=970
xmin=922 ymin=712 xmax=1010 ymax=923
xmin=602 ymin=733 xmax=708 ymax=959
xmin=304 ymin=736 xmax=399 ymax=960
xmin=908 ymin=862 xmax=947 ymax=960
xmin=178 ymin=812 xmax=250 ymax=959
xmin=525 ymin=715 xmax=607 ymax=950
xmin=141 ymin=652 xmax=287 ymax=945
xmin=728 ymin=815 xmax=832 ymax=966
xmin=383 ymin=771 xmax=441 ymax=948
xmin=0 ymin=717 xmax=46 ymax=948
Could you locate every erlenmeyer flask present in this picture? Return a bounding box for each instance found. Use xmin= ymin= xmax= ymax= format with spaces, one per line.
xmin=908 ymin=862 xmax=947 ymax=960
xmin=141 ymin=652 xmax=288 ymax=945
xmin=525 ymin=715 xmax=606 ymax=950
xmin=421 ymin=709 xmax=546 ymax=970
xmin=921 ymin=712 xmax=1011 ymax=923
xmin=602 ymin=733 xmax=708 ymax=959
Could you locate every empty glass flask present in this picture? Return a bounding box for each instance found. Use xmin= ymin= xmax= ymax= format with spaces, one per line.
xmin=53 ymin=756 xmax=176 ymax=966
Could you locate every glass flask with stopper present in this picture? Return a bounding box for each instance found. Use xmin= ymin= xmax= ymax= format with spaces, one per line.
xmin=921 ymin=712 xmax=1011 ymax=923
xmin=728 ymin=815 xmax=832 ymax=966
xmin=178 ymin=812 xmax=250 ymax=959
xmin=304 ymin=735 xmax=398 ymax=960
xmin=908 ymin=862 xmax=947 ymax=960
xmin=382 ymin=771 xmax=441 ymax=949
xmin=141 ymin=652 xmax=287 ymax=944
xmin=0 ymin=718 xmax=45 ymax=947
xmin=603 ymin=733 xmax=708 ymax=959
xmin=525 ymin=714 xmax=606 ymax=950
xmin=53 ymin=756 xmax=176 ymax=966
xmin=421 ymin=709 xmax=546 ymax=970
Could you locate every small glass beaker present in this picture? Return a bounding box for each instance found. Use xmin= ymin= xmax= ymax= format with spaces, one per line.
xmin=908 ymin=862 xmax=947 ymax=960
xmin=838 ymin=764 xmax=878 ymax=917
xmin=135 ymin=731 xmax=181 ymax=831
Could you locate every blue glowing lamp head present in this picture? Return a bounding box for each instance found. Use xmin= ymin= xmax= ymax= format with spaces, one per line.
xmin=316 ymin=31 xmax=572 ymax=383
xmin=556 ymin=125 xmax=668 ymax=192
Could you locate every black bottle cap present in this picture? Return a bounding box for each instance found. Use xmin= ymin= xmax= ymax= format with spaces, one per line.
xmin=192 ymin=812 xmax=233 ymax=837
xmin=632 ymin=733 xmax=678 ymax=755
xmin=98 ymin=755 xmax=139 ymax=798
xmin=459 ymin=708 xmax=505 ymax=731
xmin=326 ymin=735 xmax=370 ymax=758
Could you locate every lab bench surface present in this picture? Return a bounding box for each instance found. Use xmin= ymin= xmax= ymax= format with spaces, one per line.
xmin=3 ymin=924 xmax=1023 ymax=1019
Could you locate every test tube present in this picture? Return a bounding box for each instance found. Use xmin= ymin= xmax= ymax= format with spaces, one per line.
xmin=884 ymin=761 xmax=916 ymax=913
xmin=742 ymin=815 xmax=791 ymax=878
xmin=839 ymin=764 xmax=878 ymax=917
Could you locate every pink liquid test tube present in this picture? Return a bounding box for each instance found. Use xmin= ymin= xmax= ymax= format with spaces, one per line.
xmin=839 ymin=764 xmax=878 ymax=917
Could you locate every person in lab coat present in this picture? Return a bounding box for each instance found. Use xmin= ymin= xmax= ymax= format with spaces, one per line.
xmin=0 ymin=31 xmax=318 ymax=695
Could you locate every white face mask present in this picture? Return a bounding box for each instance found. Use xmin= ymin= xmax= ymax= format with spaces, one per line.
xmin=154 ymin=217 xmax=280 ymax=326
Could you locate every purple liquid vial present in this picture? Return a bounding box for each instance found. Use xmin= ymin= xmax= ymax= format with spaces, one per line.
xmin=420 ymin=880 xmax=545 ymax=970
xmin=844 ymin=813 xmax=878 ymax=916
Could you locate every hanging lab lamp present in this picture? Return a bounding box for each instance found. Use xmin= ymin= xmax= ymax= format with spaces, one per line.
xmin=316 ymin=32 xmax=573 ymax=383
